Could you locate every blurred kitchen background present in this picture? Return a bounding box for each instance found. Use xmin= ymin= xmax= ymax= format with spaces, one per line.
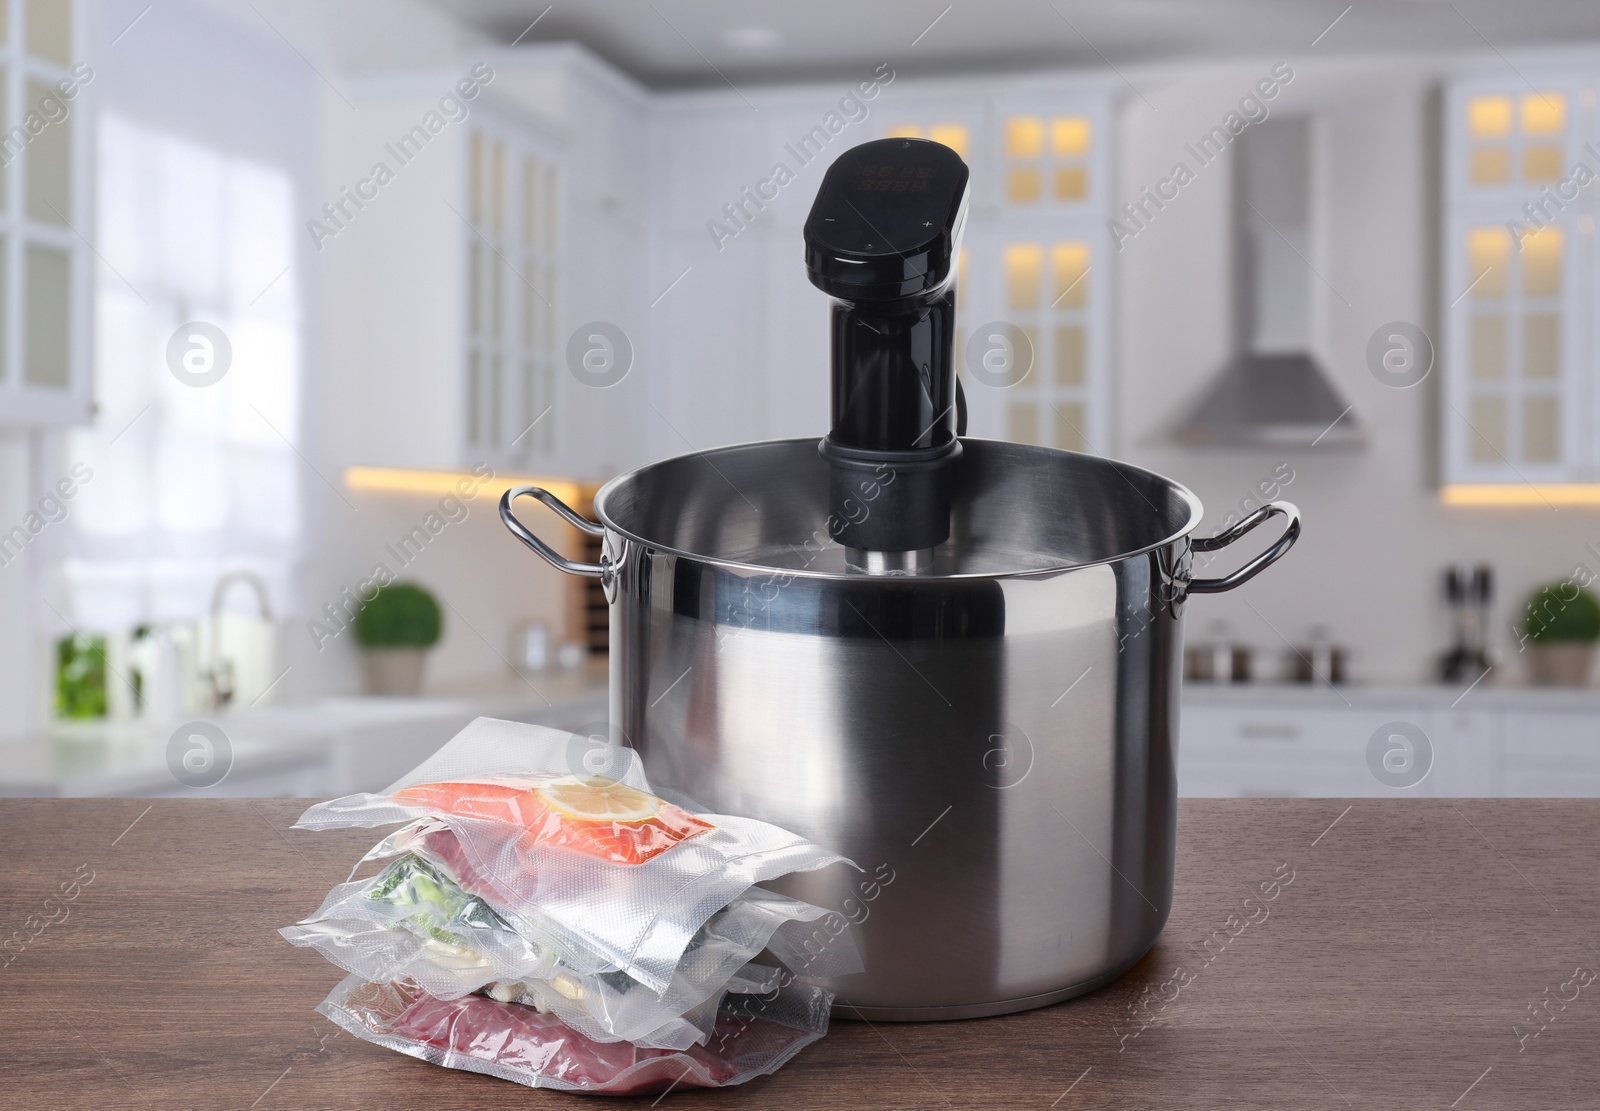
xmin=2 ymin=0 xmax=1599 ymax=797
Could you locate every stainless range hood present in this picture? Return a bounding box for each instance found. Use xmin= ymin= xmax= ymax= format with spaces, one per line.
xmin=1178 ymin=116 xmax=1362 ymax=448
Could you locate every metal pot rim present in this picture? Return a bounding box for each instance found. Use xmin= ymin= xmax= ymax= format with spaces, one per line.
xmin=590 ymin=436 xmax=1207 ymax=583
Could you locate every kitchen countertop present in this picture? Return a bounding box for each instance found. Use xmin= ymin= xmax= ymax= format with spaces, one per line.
xmin=0 ymin=666 xmax=609 ymax=796
xmin=3 ymin=799 xmax=1596 ymax=1109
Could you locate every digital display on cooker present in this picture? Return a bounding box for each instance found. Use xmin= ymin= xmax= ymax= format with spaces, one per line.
xmin=855 ymin=163 xmax=934 ymax=192
xmin=803 ymin=136 xmax=968 ymax=286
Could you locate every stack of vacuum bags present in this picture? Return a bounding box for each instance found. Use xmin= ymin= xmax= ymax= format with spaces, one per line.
xmin=281 ymin=717 xmax=861 ymax=1095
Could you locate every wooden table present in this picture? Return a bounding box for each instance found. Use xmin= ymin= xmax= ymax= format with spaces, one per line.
xmin=2 ymin=799 xmax=1596 ymax=1109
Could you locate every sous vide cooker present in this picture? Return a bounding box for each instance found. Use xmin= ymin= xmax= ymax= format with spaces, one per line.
xmin=502 ymin=137 xmax=1300 ymax=1020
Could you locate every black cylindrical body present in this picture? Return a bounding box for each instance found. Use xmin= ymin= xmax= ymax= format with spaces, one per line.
xmin=829 ymin=289 xmax=957 ymax=453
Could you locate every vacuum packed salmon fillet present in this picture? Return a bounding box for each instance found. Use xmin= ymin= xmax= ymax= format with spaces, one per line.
xmin=392 ymin=774 xmax=713 ymax=865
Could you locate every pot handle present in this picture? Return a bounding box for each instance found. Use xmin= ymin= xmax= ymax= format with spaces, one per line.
xmin=1187 ymin=501 xmax=1301 ymax=594
xmin=500 ymin=485 xmax=608 ymax=578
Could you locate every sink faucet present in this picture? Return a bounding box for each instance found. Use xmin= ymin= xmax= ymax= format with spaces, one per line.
xmin=206 ymin=570 xmax=273 ymax=710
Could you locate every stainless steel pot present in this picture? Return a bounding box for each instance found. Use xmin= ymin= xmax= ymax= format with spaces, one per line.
xmin=501 ymin=438 xmax=1299 ymax=1021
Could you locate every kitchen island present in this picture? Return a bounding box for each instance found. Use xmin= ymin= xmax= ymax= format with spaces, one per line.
xmin=2 ymin=799 xmax=1594 ymax=1109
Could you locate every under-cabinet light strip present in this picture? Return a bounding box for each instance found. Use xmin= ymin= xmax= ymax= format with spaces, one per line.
xmin=1440 ymin=484 xmax=1600 ymax=507
xmin=344 ymin=466 xmax=589 ymax=506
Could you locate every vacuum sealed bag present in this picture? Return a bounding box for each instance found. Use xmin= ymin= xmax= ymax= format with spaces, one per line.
xmin=281 ymin=845 xmax=854 ymax=1049
xmin=366 ymin=820 xmax=864 ymax=983
xmin=319 ymin=974 xmax=834 ymax=1096
xmin=294 ymin=717 xmax=857 ymax=993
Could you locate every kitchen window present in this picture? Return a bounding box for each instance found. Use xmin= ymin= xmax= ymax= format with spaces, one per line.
xmin=43 ymin=112 xmax=302 ymax=631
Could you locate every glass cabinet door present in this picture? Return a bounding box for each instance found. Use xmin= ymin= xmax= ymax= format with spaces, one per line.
xmin=462 ymin=113 xmax=560 ymax=468
xmin=1444 ymin=77 xmax=1590 ymax=486
xmin=0 ymin=0 xmax=90 ymax=427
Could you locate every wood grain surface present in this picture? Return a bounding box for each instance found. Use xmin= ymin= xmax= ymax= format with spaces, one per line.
xmin=1 ymin=798 xmax=1595 ymax=1110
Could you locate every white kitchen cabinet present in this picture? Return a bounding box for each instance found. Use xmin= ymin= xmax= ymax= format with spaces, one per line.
xmin=551 ymin=56 xmax=651 ymax=478
xmin=331 ymin=47 xmax=650 ymax=481
xmin=0 ymin=0 xmax=92 ymax=427
xmin=1501 ymin=710 xmax=1600 ymax=795
xmin=646 ymin=225 xmax=766 ymax=452
xmin=1425 ymin=706 xmax=1503 ymax=796
xmin=1441 ymin=71 xmax=1595 ymax=485
xmin=650 ymin=100 xmax=764 ymax=238
xmin=1179 ymin=701 xmax=1420 ymax=797
xmin=1180 ymin=686 xmax=1600 ymax=797
xmin=760 ymin=239 xmax=830 ymax=440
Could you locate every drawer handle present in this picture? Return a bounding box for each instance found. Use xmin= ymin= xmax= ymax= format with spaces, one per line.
xmin=1239 ymin=724 xmax=1300 ymax=741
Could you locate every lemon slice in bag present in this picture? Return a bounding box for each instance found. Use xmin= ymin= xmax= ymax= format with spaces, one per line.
xmin=537 ymin=776 xmax=662 ymax=823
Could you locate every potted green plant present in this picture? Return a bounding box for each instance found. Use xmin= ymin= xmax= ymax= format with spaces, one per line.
xmin=55 ymin=633 xmax=108 ymax=719
xmin=1524 ymin=583 xmax=1600 ymax=687
xmin=355 ymin=582 xmax=443 ymax=696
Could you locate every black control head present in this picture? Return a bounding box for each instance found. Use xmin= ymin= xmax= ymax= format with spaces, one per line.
xmin=804 ymin=137 xmax=970 ymax=304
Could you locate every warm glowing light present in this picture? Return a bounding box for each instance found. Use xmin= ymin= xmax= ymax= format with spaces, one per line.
xmin=1441 ymin=484 xmax=1600 ymax=507
xmin=928 ymin=124 xmax=970 ymax=159
xmin=1469 ymin=146 xmax=1509 ymax=185
xmin=1523 ymin=226 xmax=1564 ymax=296
xmin=1521 ymin=92 xmax=1565 ymax=135
xmin=1052 ymin=116 xmax=1091 ymax=156
xmin=886 ymin=123 xmax=968 ymax=159
xmin=1466 ymin=227 xmax=1510 ymax=297
xmin=1005 ymin=116 xmax=1044 ymax=159
xmin=1052 ymin=242 xmax=1091 ymax=308
xmin=1004 ymin=243 xmax=1043 ymax=311
xmin=1467 ymin=95 xmax=1512 ymax=137
xmin=1007 ymin=167 xmax=1041 ymax=203
xmin=345 ymin=466 xmax=588 ymax=506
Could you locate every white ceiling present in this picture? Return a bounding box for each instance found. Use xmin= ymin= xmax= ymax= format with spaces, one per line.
xmin=428 ymin=0 xmax=1600 ymax=88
